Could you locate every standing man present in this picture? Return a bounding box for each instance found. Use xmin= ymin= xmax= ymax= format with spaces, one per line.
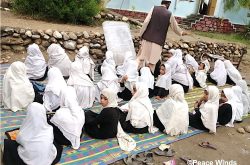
xmin=137 ymin=0 xmax=188 ymax=73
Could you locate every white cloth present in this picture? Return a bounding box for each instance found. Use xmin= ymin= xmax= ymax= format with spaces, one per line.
xmin=75 ymin=46 xmax=95 ymax=81
xmin=50 ymin=86 xmax=85 ymax=149
xmin=185 ymin=54 xmax=199 ymax=72
xmin=139 ymin=67 xmax=154 ymax=90
xmin=101 ymin=88 xmax=136 ymax=152
xmin=223 ymin=88 xmax=236 ymax=127
xmin=156 ymin=84 xmax=189 ymax=136
xmin=121 ymin=82 xmax=157 ymax=133
xmin=16 ymin=103 xmax=57 ymax=165
xmin=43 ymin=67 xmax=67 ymax=112
xmin=171 ymin=49 xmax=183 ymax=65
xmin=195 ymin=59 xmax=210 ymax=88
xmin=236 ymin=80 xmax=250 ymax=115
xmin=101 ymin=50 xmax=116 ymax=74
xmin=224 ymin=60 xmax=242 ymax=84
xmin=47 ymin=43 xmax=72 ymax=77
xmin=232 ymin=86 xmax=244 ymax=121
xmin=164 ymin=55 xmax=178 ymax=75
xmin=199 ymin=86 xmax=220 ymax=133
xmin=24 ymin=43 xmax=47 ymax=79
xmin=3 ymin=61 xmax=35 ymax=112
xmin=67 ymin=61 xmax=95 ymax=109
xmin=210 ymin=60 xmax=227 ymax=86
xmin=155 ymin=64 xmax=172 ymax=90
xmin=172 ymin=64 xmax=193 ymax=89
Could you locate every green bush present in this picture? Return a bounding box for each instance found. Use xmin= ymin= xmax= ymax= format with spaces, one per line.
xmin=12 ymin=0 xmax=102 ymax=24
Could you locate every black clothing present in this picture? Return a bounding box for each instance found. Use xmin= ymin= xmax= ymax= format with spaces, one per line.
xmin=29 ymin=66 xmax=48 ymax=81
xmin=218 ymin=103 xmax=233 ymax=125
xmin=207 ymin=74 xmax=217 ymax=85
xmin=191 ymin=72 xmax=201 ymax=88
xmin=153 ymin=111 xmax=165 ymax=132
xmin=172 ymin=80 xmax=189 ymax=93
xmin=154 ymin=86 xmax=169 ymax=98
xmin=226 ymin=75 xmax=236 ymax=85
xmin=117 ymin=84 xmax=133 ymax=101
xmin=189 ymin=109 xmax=209 ymax=131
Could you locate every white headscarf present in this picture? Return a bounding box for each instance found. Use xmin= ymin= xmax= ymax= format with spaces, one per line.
xmin=16 ymin=102 xmax=57 ymax=165
xmin=223 ymin=88 xmax=236 ymax=127
xmin=47 ymin=43 xmax=72 ymax=77
xmin=75 ymin=46 xmax=95 ymax=81
xmin=210 ymin=60 xmax=227 ymax=86
xmin=3 ymin=61 xmax=35 ymax=112
xmin=67 ymin=61 xmax=94 ymax=87
xmin=43 ymin=67 xmax=67 ymax=112
xmin=50 ymin=86 xmax=85 ymax=149
xmin=156 ymin=84 xmax=189 ymax=136
xmin=25 ymin=43 xmax=47 ymax=79
xmin=199 ymin=86 xmax=219 ymax=133
xmin=170 ymin=49 xmax=183 ymax=65
xmin=139 ymin=67 xmax=154 ymax=90
xmin=122 ymin=82 xmax=157 ymax=133
xmin=155 ymin=64 xmax=172 ymax=90
xmin=195 ymin=59 xmax=210 ymax=88
xmin=185 ymin=54 xmax=199 ymax=72
xmin=232 ymin=86 xmax=244 ymax=121
xmin=101 ymin=88 xmax=136 ymax=152
xmin=102 ymin=50 xmax=116 ymax=74
xmin=224 ymin=60 xmax=242 ymax=84
xmin=236 ymin=80 xmax=250 ymax=115
xmin=172 ymin=64 xmax=193 ymax=89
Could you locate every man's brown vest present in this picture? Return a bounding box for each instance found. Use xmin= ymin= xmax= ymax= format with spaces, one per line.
xmin=142 ymin=6 xmax=171 ymax=46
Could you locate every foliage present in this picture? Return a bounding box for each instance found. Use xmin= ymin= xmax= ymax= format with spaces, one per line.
xmin=12 ymin=0 xmax=102 ymax=24
xmin=224 ymin=0 xmax=250 ymax=11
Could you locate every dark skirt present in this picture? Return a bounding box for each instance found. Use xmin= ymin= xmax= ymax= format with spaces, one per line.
xmin=117 ymin=87 xmax=132 ymax=101
xmin=153 ymin=111 xmax=165 ymax=132
xmin=29 ymin=66 xmax=48 ymax=81
xmin=191 ymin=73 xmax=201 ymax=88
xmin=172 ymin=80 xmax=189 ymax=93
xmin=189 ymin=110 xmax=208 ymax=131
xmin=226 ymin=75 xmax=236 ymax=85
xmin=207 ymin=74 xmax=217 ymax=85
xmin=153 ymin=86 xmax=169 ymax=98
xmin=3 ymin=139 xmax=62 ymax=165
xmin=218 ymin=103 xmax=233 ymax=125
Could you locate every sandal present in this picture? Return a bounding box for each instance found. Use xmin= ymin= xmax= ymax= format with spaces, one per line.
xmin=180 ymin=157 xmax=196 ymax=165
xmin=143 ymin=151 xmax=154 ymax=164
xmin=199 ymin=141 xmax=217 ymax=150
xmin=154 ymin=148 xmax=175 ymax=157
xmin=123 ymin=154 xmax=141 ymax=165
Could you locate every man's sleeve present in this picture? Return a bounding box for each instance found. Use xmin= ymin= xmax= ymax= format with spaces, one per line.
xmin=139 ymin=7 xmax=154 ymax=37
xmin=169 ymin=14 xmax=183 ymax=36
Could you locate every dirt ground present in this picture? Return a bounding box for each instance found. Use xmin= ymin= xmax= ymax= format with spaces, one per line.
xmin=1 ymin=10 xmax=250 ymax=165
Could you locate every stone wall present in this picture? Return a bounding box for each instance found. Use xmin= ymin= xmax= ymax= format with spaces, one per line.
xmin=1 ymin=26 xmax=247 ymax=65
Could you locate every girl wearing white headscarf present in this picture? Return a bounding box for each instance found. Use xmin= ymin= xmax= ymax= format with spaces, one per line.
xmin=3 ymin=102 xmax=62 ymax=165
xmin=232 ymin=86 xmax=244 ymax=122
xmin=3 ymin=61 xmax=35 ymax=112
xmin=237 ymin=80 xmax=250 ymax=115
xmin=50 ymin=86 xmax=85 ymax=149
xmin=189 ymin=86 xmax=220 ymax=133
xmin=193 ymin=59 xmax=210 ymax=88
xmin=67 ymin=61 xmax=95 ymax=109
xmin=119 ymin=82 xmax=157 ymax=134
xmin=185 ymin=53 xmax=199 ymax=73
xmin=154 ymin=64 xmax=171 ymax=99
xmin=95 ymin=65 xmax=120 ymax=102
xmin=224 ymin=60 xmax=242 ymax=85
xmin=154 ymin=84 xmax=189 ymax=136
xmin=101 ymin=50 xmax=116 ymax=74
xmin=139 ymin=66 xmax=154 ymax=97
xmin=24 ymin=43 xmax=48 ymax=81
xmin=208 ymin=59 xmax=227 ymax=86
xmin=47 ymin=43 xmax=72 ymax=78
xmin=117 ymin=51 xmax=139 ymax=101
xmin=75 ymin=46 xmax=95 ymax=81
xmin=43 ymin=67 xmax=67 ymax=112
xmin=219 ymin=88 xmax=234 ymax=127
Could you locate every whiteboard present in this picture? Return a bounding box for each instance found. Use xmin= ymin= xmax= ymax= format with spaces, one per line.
xmin=102 ymin=21 xmax=136 ymax=65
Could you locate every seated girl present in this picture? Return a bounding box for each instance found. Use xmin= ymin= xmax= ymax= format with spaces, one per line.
xmin=207 ymin=59 xmax=227 ymax=86
xmin=192 ymin=59 xmax=210 ymax=88
xmin=43 ymin=67 xmax=67 ymax=112
xmin=237 ymin=80 xmax=250 ymax=115
xmin=139 ymin=66 xmax=154 ymax=98
xmin=184 ymin=53 xmax=199 ymax=74
xmin=99 ymin=50 xmax=116 ymax=75
xmin=3 ymin=61 xmax=35 ymax=112
xmin=232 ymin=86 xmax=244 ymax=122
xmin=84 ymin=88 xmax=121 ymax=139
xmin=50 ymin=86 xmax=85 ymax=149
xmin=24 ymin=43 xmax=48 ymax=81
xmin=218 ymin=88 xmax=233 ymax=126
xmin=47 ymin=44 xmax=72 ymax=78
xmin=75 ymin=46 xmax=95 ymax=81
xmin=119 ymin=82 xmax=156 ymax=134
xmin=224 ymin=60 xmax=242 ymax=85
xmin=67 ymin=61 xmax=95 ymax=109
xmin=153 ymin=84 xmax=189 ymax=136
xmin=154 ymin=64 xmax=171 ymax=99
xmin=3 ymin=102 xmax=62 ymax=165
xmin=189 ymin=86 xmax=220 ymax=133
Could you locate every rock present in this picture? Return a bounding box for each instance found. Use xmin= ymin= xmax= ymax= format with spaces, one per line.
xmin=0 ymin=60 xmax=3 ymax=64
xmin=68 ymin=32 xmax=77 ymax=40
xmin=1 ymin=37 xmax=24 ymax=45
xmin=183 ymin=43 xmax=189 ymax=48
xmin=114 ymin=15 xmax=120 ymax=21
xmin=100 ymin=12 xmax=106 ymax=17
xmin=1 ymin=32 xmax=9 ymax=37
xmin=83 ymin=31 xmax=89 ymax=39
xmin=41 ymin=40 xmax=50 ymax=48
xmin=25 ymin=30 xmax=32 ymax=37
xmin=237 ymin=127 xmax=245 ymax=134
xmin=45 ymin=29 xmax=53 ymax=36
xmin=13 ymin=33 xmax=20 ymax=37
xmin=77 ymin=44 xmax=84 ymax=49
xmin=53 ymin=31 xmax=62 ymax=39
xmin=4 ymin=27 xmax=14 ymax=33
xmin=101 ymin=45 xmax=107 ymax=50
xmin=63 ymin=40 xmax=76 ymax=50
xmin=34 ymin=39 xmax=42 ymax=45
xmin=90 ymin=43 xmax=101 ymax=48
xmin=164 ymin=44 xmax=169 ymax=49
xmin=83 ymin=43 xmax=89 ymax=47
xmin=94 ymin=32 xmax=101 ymax=37
xmin=49 ymin=37 xmax=57 ymax=43
xmin=94 ymin=14 xmax=101 ymax=19
xmin=90 ymin=49 xmax=103 ymax=56
xmin=32 ymin=35 xmax=40 ymax=39
xmin=76 ymin=32 xmax=83 ymax=37
xmin=23 ymin=38 xmax=32 ymax=46
xmin=1 ymin=45 xmax=11 ymax=50
xmin=43 ymin=34 xmax=50 ymax=40
xmin=107 ymin=13 xmax=114 ymax=19
xmin=122 ymin=16 xmax=129 ymax=22
xmin=11 ymin=45 xmax=25 ymax=51
xmin=244 ymin=126 xmax=250 ymax=133
xmin=61 ymin=32 xmax=69 ymax=41
xmin=19 ymin=29 xmax=26 ymax=34
xmin=4 ymin=8 xmax=10 ymax=11
xmin=77 ymin=39 xmax=84 ymax=44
